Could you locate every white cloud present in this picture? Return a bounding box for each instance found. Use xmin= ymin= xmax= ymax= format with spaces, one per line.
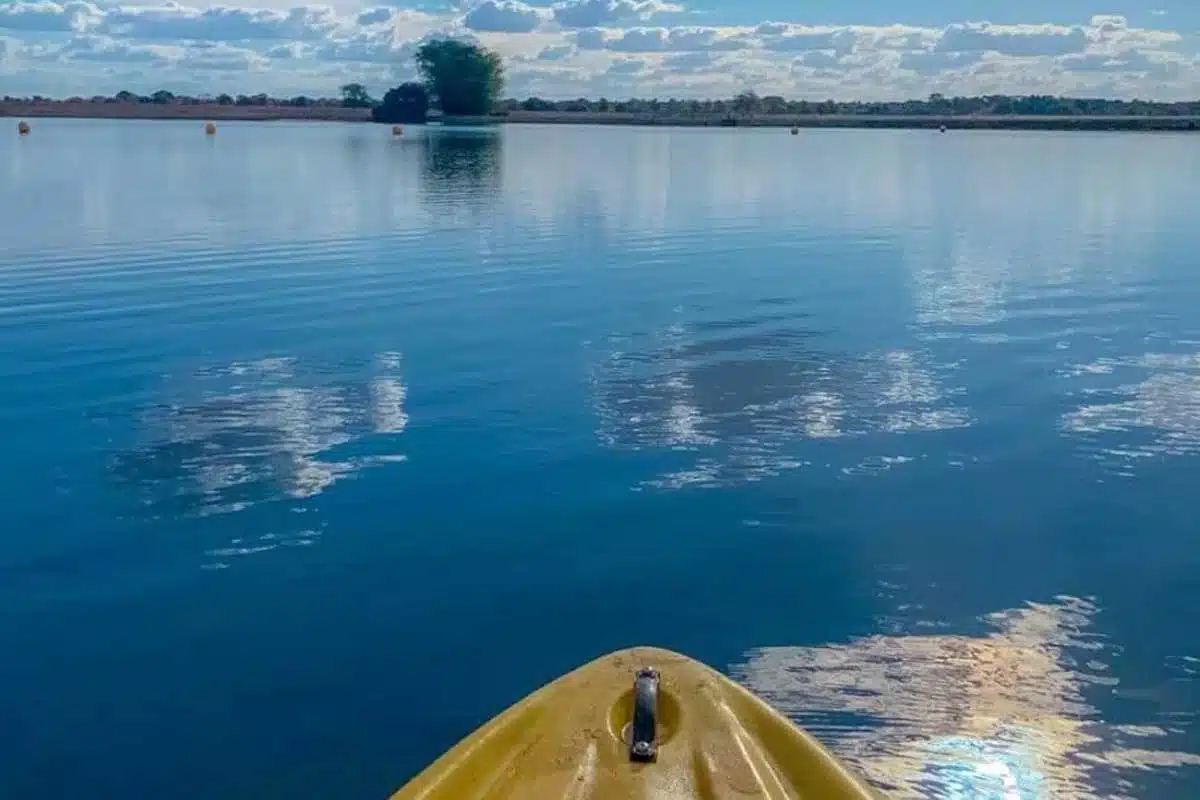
xmin=605 ymin=25 xmax=747 ymax=52
xmin=936 ymin=22 xmax=1088 ymax=57
xmin=0 ymin=1 xmax=102 ymax=33
xmin=551 ymin=0 xmax=680 ymax=29
xmin=60 ymin=34 xmax=172 ymax=65
xmin=606 ymin=56 xmax=644 ymax=73
xmin=464 ymin=0 xmax=543 ymax=34
xmin=0 ymin=3 xmax=1196 ymax=102
xmin=569 ymin=26 xmax=607 ymax=49
xmin=660 ymin=50 xmax=718 ymax=73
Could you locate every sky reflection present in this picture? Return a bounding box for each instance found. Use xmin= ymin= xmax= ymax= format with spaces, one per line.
xmin=732 ymin=597 xmax=1200 ymax=799
xmin=1060 ymin=352 xmax=1200 ymax=476
xmin=111 ymin=352 xmax=409 ymax=521
xmin=590 ymin=312 xmax=970 ymax=489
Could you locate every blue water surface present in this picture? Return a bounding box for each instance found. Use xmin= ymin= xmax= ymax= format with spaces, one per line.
xmin=1 ymin=119 xmax=1198 ymax=798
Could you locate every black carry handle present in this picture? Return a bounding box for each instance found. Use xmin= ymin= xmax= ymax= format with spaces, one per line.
xmin=629 ymin=667 xmax=658 ymax=763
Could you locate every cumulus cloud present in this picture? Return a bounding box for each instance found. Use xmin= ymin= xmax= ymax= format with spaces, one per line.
xmin=605 ymin=25 xmax=748 ymax=52
xmin=936 ymin=22 xmax=1088 ymax=57
xmin=60 ymin=34 xmax=171 ymax=64
xmin=0 ymin=1 xmax=101 ymax=33
xmin=795 ymin=50 xmax=841 ymax=69
xmin=573 ymin=26 xmax=607 ymax=49
xmin=757 ymin=24 xmax=858 ymax=54
xmin=661 ymin=50 xmax=717 ymax=72
xmin=102 ymin=4 xmax=339 ymax=42
xmin=177 ymin=40 xmax=267 ymax=69
xmin=606 ymin=56 xmax=645 ymax=73
xmin=1 ymin=3 xmax=1196 ymax=103
xmin=552 ymin=0 xmax=680 ymax=29
xmin=355 ymin=7 xmax=391 ymax=26
xmin=464 ymin=0 xmax=542 ymax=34
xmin=536 ymin=43 xmax=573 ymax=60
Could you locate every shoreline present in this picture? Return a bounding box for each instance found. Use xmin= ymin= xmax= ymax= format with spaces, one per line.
xmin=502 ymin=110 xmax=1200 ymax=131
xmin=5 ymin=102 xmax=1200 ymax=131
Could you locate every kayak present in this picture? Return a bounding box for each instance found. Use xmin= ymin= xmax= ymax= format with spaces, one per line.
xmin=389 ymin=646 xmax=883 ymax=798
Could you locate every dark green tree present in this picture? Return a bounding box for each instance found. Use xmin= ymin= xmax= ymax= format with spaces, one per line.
xmin=340 ymin=82 xmax=374 ymax=108
xmin=372 ymin=82 xmax=429 ymax=123
xmin=415 ymin=38 xmax=504 ymax=116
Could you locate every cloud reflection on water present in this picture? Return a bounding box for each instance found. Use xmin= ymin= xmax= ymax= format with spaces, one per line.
xmin=1059 ymin=352 xmax=1200 ymax=476
xmin=590 ymin=313 xmax=970 ymax=489
xmin=111 ymin=353 xmax=409 ymax=524
xmin=732 ymin=596 xmax=1200 ymax=799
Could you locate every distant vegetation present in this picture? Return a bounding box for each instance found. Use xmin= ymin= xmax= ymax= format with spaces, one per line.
xmin=339 ymin=83 xmax=374 ymax=109
xmin=372 ymin=39 xmax=504 ymax=123
xmin=7 ymin=89 xmax=1200 ymax=120
xmin=502 ymin=92 xmax=1200 ymax=118
xmin=372 ymin=83 xmax=428 ymax=124
xmin=413 ymin=39 xmax=505 ymax=117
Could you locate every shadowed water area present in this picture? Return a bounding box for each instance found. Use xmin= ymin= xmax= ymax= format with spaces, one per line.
xmin=1 ymin=119 xmax=1198 ymax=798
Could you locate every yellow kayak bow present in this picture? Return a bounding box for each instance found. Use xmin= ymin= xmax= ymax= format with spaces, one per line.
xmin=390 ymin=646 xmax=883 ymax=799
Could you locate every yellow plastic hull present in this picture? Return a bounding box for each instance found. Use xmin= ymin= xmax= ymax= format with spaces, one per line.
xmin=390 ymin=646 xmax=883 ymax=799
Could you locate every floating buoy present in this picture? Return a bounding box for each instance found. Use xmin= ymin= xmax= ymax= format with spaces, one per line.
xmin=17 ymin=120 xmax=30 ymax=136
xmin=392 ymin=125 xmax=403 ymax=136
xmin=204 ymin=121 xmax=217 ymax=135
xmin=939 ymin=124 xmax=947 ymax=133
xmin=790 ymin=126 xmax=798 ymax=135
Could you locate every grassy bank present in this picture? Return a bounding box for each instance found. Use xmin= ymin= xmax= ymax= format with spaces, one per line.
xmin=0 ymin=101 xmax=371 ymax=122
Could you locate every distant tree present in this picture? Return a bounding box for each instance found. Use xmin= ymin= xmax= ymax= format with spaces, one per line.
xmin=340 ymin=82 xmax=374 ymax=108
xmin=372 ymin=82 xmax=428 ymax=123
xmin=415 ymin=38 xmax=504 ymax=117
xmin=151 ymin=90 xmax=174 ymax=104
xmin=216 ymin=93 xmax=234 ymax=105
xmin=519 ymin=96 xmax=554 ymax=112
xmin=114 ymin=90 xmax=138 ymax=103
xmin=761 ymin=95 xmax=787 ymax=114
xmin=732 ymin=90 xmax=760 ymax=115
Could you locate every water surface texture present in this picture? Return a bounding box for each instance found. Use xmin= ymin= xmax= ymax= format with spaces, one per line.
xmin=2 ymin=120 xmax=1199 ymax=798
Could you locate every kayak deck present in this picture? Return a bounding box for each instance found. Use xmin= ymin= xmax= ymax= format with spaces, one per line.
xmin=390 ymin=646 xmax=882 ymax=799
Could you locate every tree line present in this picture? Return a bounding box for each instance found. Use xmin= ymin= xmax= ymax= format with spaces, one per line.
xmin=504 ymin=92 xmax=1200 ymax=118
xmin=7 ymin=39 xmax=1200 ymax=121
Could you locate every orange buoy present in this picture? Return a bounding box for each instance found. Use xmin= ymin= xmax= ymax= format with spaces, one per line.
xmin=392 ymin=125 xmax=403 ymax=136
xmin=204 ymin=121 xmax=217 ymax=135
xmin=17 ymin=120 xmax=30 ymax=135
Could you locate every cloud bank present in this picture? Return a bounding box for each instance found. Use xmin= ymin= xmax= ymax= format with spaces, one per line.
xmin=0 ymin=1 xmax=1195 ymax=100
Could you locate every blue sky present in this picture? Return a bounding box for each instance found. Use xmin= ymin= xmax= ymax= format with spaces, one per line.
xmin=0 ymin=0 xmax=1195 ymax=100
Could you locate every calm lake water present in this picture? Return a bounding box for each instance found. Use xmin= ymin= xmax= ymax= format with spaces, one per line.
xmin=2 ymin=119 xmax=1199 ymax=798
